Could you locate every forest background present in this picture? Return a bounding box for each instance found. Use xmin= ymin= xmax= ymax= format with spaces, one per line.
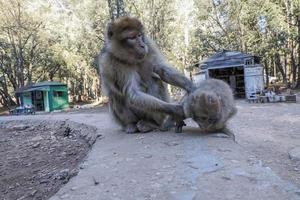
xmin=1 ymin=0 xmax=300 ymax=108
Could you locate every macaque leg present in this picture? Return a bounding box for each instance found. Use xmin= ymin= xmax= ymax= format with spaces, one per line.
xmin=110 ymin=99 xmax=139 ymax=134
xmin=136 ymin=120 xmax=158 ymax=133
xmin=124 ymin=123 xmax=138 ymax=134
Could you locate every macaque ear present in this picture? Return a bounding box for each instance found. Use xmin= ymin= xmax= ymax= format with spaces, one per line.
xmin=106 ymin=22 xmax=113 ymax=39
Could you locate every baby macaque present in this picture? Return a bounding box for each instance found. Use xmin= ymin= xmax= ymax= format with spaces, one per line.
xmin=176 ymin=79 xmax=237 ymax=141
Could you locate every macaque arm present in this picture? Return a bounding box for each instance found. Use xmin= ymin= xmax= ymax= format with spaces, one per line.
xmin=129 ymin=89 xmax=182 ymax=116
xmin=153 ymin=63 xmax=195 ymax=93
xmin=125 ymin=76 xmax=183 ymax=117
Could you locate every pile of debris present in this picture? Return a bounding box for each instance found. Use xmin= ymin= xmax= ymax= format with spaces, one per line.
xmin=248 ymin=88 xmax=297 ymax=103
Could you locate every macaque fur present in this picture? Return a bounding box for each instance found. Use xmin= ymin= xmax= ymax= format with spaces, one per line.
xmin=99 ymin=16 xmax=194 ymax=133
xmin=177 ymin=79 xmax=237 ymax=141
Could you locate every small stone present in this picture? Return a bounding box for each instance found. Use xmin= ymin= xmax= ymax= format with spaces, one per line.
xmin=221 ymin=176 xmax=231 ymax=181
xmin=40 ymin=179 xmax=49 ymax=184
xmin=143 ymin=154 xmax=153 ymax=159
xmin=12 ymin=125 xmax=30 ymax=131
xmin=16 ymin=195 xmax=26 ymax=200
xmin=93 ymin=177 xmax=99 ymax=185
xmin=163 ymin=141 xmax=180 ymax=146
xmin=60 ymin=194 xmax=70 ymax=199
xmin=175 ymin=154 xmax=184 ymax=158
xmin=188 ymin=165 xmax=199 ymax=169
xmin=30 ymin=190 xmax=37 ymax=196
xmin=55 ymin=169 xmax=70 ymax=181
xmin=70 ymin=187 xmax=77 ymax=191
xmin=32 ymin=142 xmax=40 ymax=148
xmin=289 ymin=147 xmax=300 ymax=161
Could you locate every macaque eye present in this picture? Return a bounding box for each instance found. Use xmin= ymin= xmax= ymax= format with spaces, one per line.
xmin=127 ymin=36 xmax=136 ymax=40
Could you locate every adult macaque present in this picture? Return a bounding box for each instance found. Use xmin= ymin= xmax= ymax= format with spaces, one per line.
xmin=99 ymin=16 xmax=194 ymax=133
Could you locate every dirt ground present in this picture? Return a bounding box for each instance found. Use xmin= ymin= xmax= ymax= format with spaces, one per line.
xmin=1 ymin=100 xmax=300 ymax=200
xmin=231 ymin=101 xmax=300 ymax=186
xmin=0 ymin=120 xmax=99 ymax=200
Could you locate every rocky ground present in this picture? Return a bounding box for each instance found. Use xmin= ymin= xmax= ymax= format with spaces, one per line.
xmin=0 ymin=100 xmax=300 ymax=200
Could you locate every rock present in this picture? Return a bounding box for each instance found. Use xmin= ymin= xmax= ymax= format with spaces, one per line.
xmin=55 ymin=169 xmax=70 ymax=181
xmin=40 ymin=179 xmax=50 ymax=184
xmin=288 ymin=147 xmax=300 ymax=161
xmin=143 ymin=154 xmax=153 ymax=159
xmin=12 ymin=125 xmax=30 ymax=131
xmin=163 ymin=141 xmax=180 ymax=146
xmin=30 ymin=190 xmax=37 ymax=196
xmin=32 ymin=142 xmax=40 ymax=148
xmin=93 ymin=177 xmax=99 ymax=185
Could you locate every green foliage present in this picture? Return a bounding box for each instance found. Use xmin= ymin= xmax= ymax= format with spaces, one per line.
xmin=1 ymin=0 xmax=300 ymax=107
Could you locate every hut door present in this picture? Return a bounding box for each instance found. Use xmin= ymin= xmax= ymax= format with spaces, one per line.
xmin=244 ymin=67 xmax=264 ymax=99
xmin=32 ymin=91 xmax=44 ymax=111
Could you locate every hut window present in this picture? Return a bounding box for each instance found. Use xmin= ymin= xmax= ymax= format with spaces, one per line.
xmin=23 ymin=92 xmax=31 ymax=98
xmin=53 ymin=91 xmax=64 ymax=97
xmin=245 ymin=58 xmax=254 ymax=66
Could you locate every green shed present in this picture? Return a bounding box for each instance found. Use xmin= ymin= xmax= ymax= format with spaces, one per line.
xmin=15 ymin=81 xmax=69 ymax=112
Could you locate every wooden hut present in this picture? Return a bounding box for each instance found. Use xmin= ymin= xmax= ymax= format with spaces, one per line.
xmin=193 ymin=50 xmax=264 ymax=98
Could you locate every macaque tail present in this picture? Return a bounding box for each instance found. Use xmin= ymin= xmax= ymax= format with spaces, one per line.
xmin=223 ymin=127 xmax=236 ymax=143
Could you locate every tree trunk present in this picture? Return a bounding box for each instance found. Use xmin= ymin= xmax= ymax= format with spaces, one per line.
xmin=274 ymin=52 xmax=287 ymax=84
xmin=107 ymin=0 xmax=126 ymax=20
xmin=296 ymin=15 xmax=300 ymax=88
xmin=291 ymin=42 xmax=297 ymax=86
xmin=264 ymin=59 xmax=269 ymax=87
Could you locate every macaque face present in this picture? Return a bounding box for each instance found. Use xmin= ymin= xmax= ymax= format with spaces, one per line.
xmin=122 ymin=31 xmax=148 ymax=60
xmin=190 ymin=91 xmax=221 ymax=130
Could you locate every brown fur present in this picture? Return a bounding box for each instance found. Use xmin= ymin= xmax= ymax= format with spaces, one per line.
xmin=109 ymin=17 xmax=144 ymax=38
xmin=175 ymin=79 xmax=237 ymax=140
xmin=99 ymin=16 xmax=194 ymax=133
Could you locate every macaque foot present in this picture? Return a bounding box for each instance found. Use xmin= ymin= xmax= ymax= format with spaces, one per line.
xmin=125 ymin=123 xmax=138 ymax=134
xmin=175 ymin=120 xmax=186 ymax=133
xmin=136 ymin=120 xmax=157 ymax=133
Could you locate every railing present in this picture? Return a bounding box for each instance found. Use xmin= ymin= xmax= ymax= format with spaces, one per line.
xmin=9 ymin=105 xmax=36 ymax=115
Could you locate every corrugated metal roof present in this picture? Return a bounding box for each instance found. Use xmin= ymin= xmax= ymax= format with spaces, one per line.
xmin=200 ymin=50 xmax=257 ymax=69
xmin=22 ymin=86 xmax=50 ymax=92
xmin=15 ymin=81 xmax=67 ymax=94
xmin=33 ymin=81 xmax=66 ymax=87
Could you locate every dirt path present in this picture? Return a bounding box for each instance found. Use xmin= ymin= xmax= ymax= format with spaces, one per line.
xmin=1 ymin=101 xmax=300 ymax=200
